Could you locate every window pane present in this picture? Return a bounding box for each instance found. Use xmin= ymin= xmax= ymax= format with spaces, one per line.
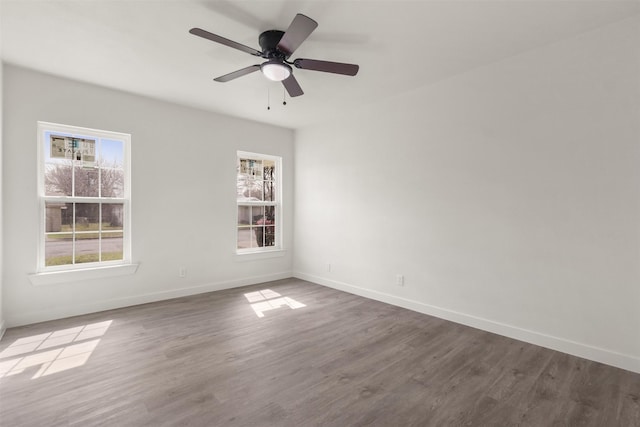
xmin=263 ymin=159 xmax=275 ymax=181
xmin=45 ymin=233 xmax=73 ymax=266
xmin=254 ymin=227 xmax=264 ymax=247
xmin=238 ymin=206 xmax=250 ymax=226
xmin=102 ymin=231 xmax=123 ymax=261
xmin=237 ymin=177 xmax=247 ymax=201
xmin=240 ymin=158 xmax=262 ymax=178
xmin=264 ymin=180 xmax=275 ymax=202
xmin=251 ymin=206 xmax=265 ymax=225
xmin=100 ymin=167 xmax=124 ymax=198
xmin=75 ymin=138 xmax=96 ymax=166
xmin=44 ymin=162 xmax=73 ymax=196
xmin=265 ymin=206 xmax=275 ymax=222
xmin=45 ymin=201 xmax=72 ymax=233
xmin=102 ymin=204 xmax=124 ymax=231
xmin=237 ymin=177 xmax=264 ymax=202
xmin=100 ymin=139 xmax=124 ymax=198
xmin=238 ymin=159 xmax=264 ymax=202
xmin=49 ymin=134 xmax=72 ymax=160
xmin=254 ymin=225 xmax=275 ymax=247
xmin=254 ymin=207 xmax=275 ymax=247
xmin=237 ymin=227 xmax=252 ymax=249
xmin=251 ymin=179 xmax=264 ymax=201
xmin=74 ymin=165 xmax=99 ymax=197
xmin=264 ymin=224 xmax=276 ymax=247
xmin=75 ymin=234 xmax=99 ymax=264
xmin=101 ymin=139 xmax=124 ymax=165
xmin=75 ymin=202 xmax=100 ymax=263
xmin=239 ymin=158 xmax=250 ymax=174
xmin=75 ymin=203 xmax=100 ymax=232
xmin=265 ymin=207 xmax=275 ymax=247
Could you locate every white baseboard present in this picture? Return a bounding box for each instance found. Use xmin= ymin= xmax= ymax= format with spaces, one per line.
xmin=294 ymin=271 xmax=640 ymax=375
xmin=6 ymin=271 xmax=293 ymax=327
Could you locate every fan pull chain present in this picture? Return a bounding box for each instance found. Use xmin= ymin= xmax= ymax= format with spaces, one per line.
xmin=267 ymin=87 xmax=271 ymax=110
xmin=283 ymin=87 xmax=287 ymax=106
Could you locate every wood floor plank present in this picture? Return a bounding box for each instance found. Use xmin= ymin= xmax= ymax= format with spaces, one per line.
xmin=1 ymin=278 xmax=638 ymax=426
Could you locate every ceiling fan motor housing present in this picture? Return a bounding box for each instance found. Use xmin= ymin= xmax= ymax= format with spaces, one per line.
xmin=259 ymin=30 xmax=286 ymax=59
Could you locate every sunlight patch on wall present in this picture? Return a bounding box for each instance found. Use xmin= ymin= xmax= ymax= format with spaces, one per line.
xmin=0 ymin=320 xmax=112 ymax=379
xmin=244 ymin=289 xmax=306 ymax=318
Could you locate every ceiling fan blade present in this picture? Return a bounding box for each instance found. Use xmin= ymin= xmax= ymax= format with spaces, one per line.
xmin=277 ymin=14 xmax=318 ymax=57
xmin=294 ymin=59 xmax=359 ymax=76
xmin=214 ymin=65 xmax=261 ymax=82
xmin=282 ymin=74 xmax=304 ymax=97
xmin=189 ymin=28 xmax=261 ymax=56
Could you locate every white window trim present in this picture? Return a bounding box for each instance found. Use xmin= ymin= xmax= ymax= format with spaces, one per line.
xmin=28 ymin=263 xmax=139 ymax=286
xmin=236 ymin=151 xmax=283 ymax=255
xmin=234 ymin=249 xmax=287 ymax=262
xmin=35 ymin=121 xmax=134 ymax=276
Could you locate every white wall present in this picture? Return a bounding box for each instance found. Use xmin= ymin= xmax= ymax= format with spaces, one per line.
xmin=0 ymin=59 xmax=5 ymax=337
xmin=0 ymin=0 xmax=5 ymax=338
xmin=3 ymin=65 xmax=294 ymax=326
xmin=294 ymin=17 xmax=640 ymax=373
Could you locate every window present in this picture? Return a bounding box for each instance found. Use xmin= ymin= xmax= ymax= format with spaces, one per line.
xmin=236 ymin=151 xmax=281 ymax=252
xmin=37 ymin=122 xmax=131 ymax=271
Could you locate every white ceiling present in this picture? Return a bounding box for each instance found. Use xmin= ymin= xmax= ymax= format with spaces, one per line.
xmin=2 ymin=1 xmax=639 ymax=130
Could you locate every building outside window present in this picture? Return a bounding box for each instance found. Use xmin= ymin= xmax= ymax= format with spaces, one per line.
xmin=37 ymin=122 xmax=131 ymax=271
xmin=236 ymin=151 xmax=281 ymax=252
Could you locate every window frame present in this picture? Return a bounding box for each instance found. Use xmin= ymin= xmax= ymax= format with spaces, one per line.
xmin=236 ymin=151 xmax=282 ymax=255
xmin=36 ymin=121 xmax=132 ymax=273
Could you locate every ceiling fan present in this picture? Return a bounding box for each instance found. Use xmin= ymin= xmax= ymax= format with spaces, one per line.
xmin=189 ymin=13 xmax=359 ymax=97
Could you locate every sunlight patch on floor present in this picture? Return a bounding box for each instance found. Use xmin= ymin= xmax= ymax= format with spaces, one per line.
xmin=0 ymin=320 xmax=112 ymax=379
xmin=244 ymin=289 xmax=307 ymax=318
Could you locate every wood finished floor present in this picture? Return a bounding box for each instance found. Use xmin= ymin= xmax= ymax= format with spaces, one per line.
xmin=1 ymin=278 xmax=638 ymax=426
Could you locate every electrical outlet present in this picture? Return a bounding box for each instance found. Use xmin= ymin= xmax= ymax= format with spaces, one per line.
xmin=396 ymin=274 xmax=404 ymax=286
xmin=179 ymin=267 xmax=187 ymax=278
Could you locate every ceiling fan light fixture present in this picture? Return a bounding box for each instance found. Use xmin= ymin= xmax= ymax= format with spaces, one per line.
xmin=261 ymin=60 xmax=292 ymax=81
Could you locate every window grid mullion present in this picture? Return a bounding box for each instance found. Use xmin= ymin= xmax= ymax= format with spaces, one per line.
xmin=97 ymin=139 xmax=102 ymax=198
xmin=72 ymin=202 xmax=76 ymax=265
xmin=43 ymin=197 xmax=126 ymax=203
xmin=98 ymin=202 xmax=102 ymax=263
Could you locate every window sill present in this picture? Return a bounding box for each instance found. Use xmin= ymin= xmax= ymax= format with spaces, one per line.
xmin=28 ymin=263 xmax=139 ymax=286
xmin=234 ymin=249 xmax=287 ymax=262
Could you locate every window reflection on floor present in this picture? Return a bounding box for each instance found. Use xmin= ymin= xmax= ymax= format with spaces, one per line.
xmin=0 ymin=320 xmax=112 ymax=379
xmin=244 ymin=289 xmax=306 ymax=318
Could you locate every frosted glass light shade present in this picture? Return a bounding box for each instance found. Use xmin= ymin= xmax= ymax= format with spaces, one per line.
xmin=261 ymin=61 xmax=292 ymax=82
